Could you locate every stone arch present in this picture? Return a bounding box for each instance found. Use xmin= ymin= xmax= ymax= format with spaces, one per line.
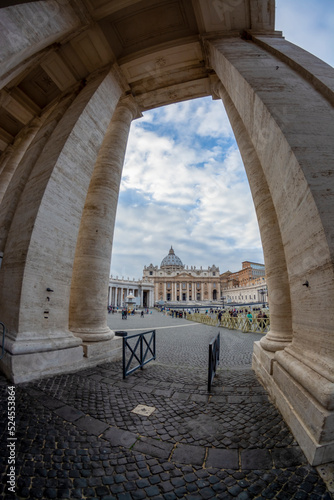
xmin=0 ymin=0 xmax=333 ymax=465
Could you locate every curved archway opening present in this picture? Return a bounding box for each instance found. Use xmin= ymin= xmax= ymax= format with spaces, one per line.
xmin=110 ymin=96 xmax=264 ymax=281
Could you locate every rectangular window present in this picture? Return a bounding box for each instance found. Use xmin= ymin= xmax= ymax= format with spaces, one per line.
xmin=182 ymin=282 xmax=186 ymax=289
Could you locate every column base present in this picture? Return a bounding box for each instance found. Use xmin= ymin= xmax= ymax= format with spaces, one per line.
xmin=259 ymin=332 xmax=291 ymax=352
xmin=71 ymin=326 xmax=115 ymax=342
xmin=0 ymin=333 xmax=122 ymax=383
xmin=253 ymin=342 xmax=334 ymax=466
xmin=82 ymin=337 xmax=122 ymax=360
xmin=0 ymin=344 xmax=84 ymax=384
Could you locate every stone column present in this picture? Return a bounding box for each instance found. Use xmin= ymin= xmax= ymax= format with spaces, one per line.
xmin=70 ymin=96 xmax=141 ymax=342
xmin=213 ymin=81 xmax=292 ymax=353
xmin=207 ymin=36 xmax=334 ymax=465
xmin=0 ymin=69 xmax=123 ymax=382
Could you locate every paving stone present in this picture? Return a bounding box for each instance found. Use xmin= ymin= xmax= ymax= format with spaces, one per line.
xmin=206 ymin=448 xmax=239 ymax=469
xmin=40 ymin=397 xmax=65 ymax=410
xmin=133 ymin=436 xmax=173 ymax=460
xmin=132 ymin=384 xmax=154 ymax=393
xmin=54 ymin=405 xmax=85 ymax=422
xmin=271 ymin=447 xmax=307 ymax=468
xmin=0 ymin=313 xmax=331 ymax=500
xmin=171 ymin=392 xmax=190 ymax=401
xmin=145 ymin=484 xmax=161 ymax=496
xmin=241 ymin=449 xmax=273 ymax=470
xmin=153 ymin=388 xmax=175 ymax=397
xmin=172 ymin=444 xmax=206 ymax=466
xmin=102 ymin=427 xmax=137 ymax=448
xmin=75 ymin=416 xmax=109 ymax=436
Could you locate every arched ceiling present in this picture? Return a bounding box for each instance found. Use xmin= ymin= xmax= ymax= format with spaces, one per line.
xmin=0 ymin=0 xmax=278 ymax=154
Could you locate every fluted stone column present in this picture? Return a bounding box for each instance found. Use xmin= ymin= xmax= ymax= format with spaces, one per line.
xmin=69 ymin=96 xmax=141 ymax=343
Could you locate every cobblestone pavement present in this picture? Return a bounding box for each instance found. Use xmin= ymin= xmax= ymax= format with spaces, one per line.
xmin=0 ymin=310 xmax=333 ymax=499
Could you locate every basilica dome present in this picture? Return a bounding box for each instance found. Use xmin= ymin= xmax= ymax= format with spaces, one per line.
xmin=161 ymin=247 xmax=184 ymax=269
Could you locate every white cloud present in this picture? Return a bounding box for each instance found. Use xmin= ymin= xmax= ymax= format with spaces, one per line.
xmin=110 ymin=2 xmax=333 ymax=280
xmin=111 ymin=98 xmax=264 ymax=279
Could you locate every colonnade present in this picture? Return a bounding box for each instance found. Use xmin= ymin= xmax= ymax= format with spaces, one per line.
xmin=0 ymin=68 xmax=141 ymax=378
xmin=157 ymin=281 xmax=219 ymax=303
xmin=0 ymin=11 xmax=333 ymax=464
xmin=107 ymin=280 xmax=154 ymax=308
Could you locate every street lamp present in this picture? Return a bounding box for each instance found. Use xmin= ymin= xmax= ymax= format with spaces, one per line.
xmin=259 ymin=288 xmax=267 ymax=308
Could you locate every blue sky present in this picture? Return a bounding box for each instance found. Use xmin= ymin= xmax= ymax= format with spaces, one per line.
xmin=110 ymin=0 xmax=334 ymax=280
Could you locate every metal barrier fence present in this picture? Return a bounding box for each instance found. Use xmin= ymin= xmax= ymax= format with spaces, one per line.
xmin=186 ymin=313 xmax=270 ymax=334
xmin=0 ymin=322 xmax=5 ymax=360
xmin=208 ymin=332 xmax=220 ymax=392
xmin=123 ymin=330 xmax=156 ymax=379
xmin=187 ymin=313 xmax=218 ymax=327
xmin=221 ymin=314 xmax=269 ymax=333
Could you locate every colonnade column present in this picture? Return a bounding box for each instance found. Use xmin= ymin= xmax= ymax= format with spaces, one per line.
xmin=207 ymin=35 xmax=334 ymax=465
xmin=213 ymin=81 xmax=292 ymax=352
xmin=69 ymin=96 xmax=141 ymax=342
xmin=0 ymin=69 xmax=123 ymax=382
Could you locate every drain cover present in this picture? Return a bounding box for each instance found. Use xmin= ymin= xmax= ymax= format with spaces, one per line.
xmin=131 ymin=404 xmax=156 ymax=416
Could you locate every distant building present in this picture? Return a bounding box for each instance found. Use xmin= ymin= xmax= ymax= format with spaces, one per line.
xmin=108 ymin=276 xmax=155 ymax=308
xmin=226 ymin=261 xmax=266 ymax=287
xmin=143 ymin=246 xmax=220 ymax=303
xmin=220 ymin=261 xmax=267 ymax=306
xmin=142 ymin=247 xmax=267 ymax=306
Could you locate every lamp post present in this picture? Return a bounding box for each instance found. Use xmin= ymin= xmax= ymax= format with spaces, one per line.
xmin=221 ymin=295 xmax=225 ymax=309
xmin=259 ymin=288 xmax=267 ymax=308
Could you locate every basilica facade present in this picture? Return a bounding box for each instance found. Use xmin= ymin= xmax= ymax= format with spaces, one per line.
xmin=143 ymin=247 xmax=220 ymax=303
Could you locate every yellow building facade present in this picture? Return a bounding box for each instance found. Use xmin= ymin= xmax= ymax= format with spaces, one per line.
xmin=142 ymin=247 xmax=220 ymax=304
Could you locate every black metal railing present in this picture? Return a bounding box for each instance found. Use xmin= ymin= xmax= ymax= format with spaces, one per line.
xmin=208 ymin=332 xmax=220 ymax=391
xmin=0 ymin=322 xmax=6 ymax=360
xmin=123 ymin=330 xmax=156 ymax=379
